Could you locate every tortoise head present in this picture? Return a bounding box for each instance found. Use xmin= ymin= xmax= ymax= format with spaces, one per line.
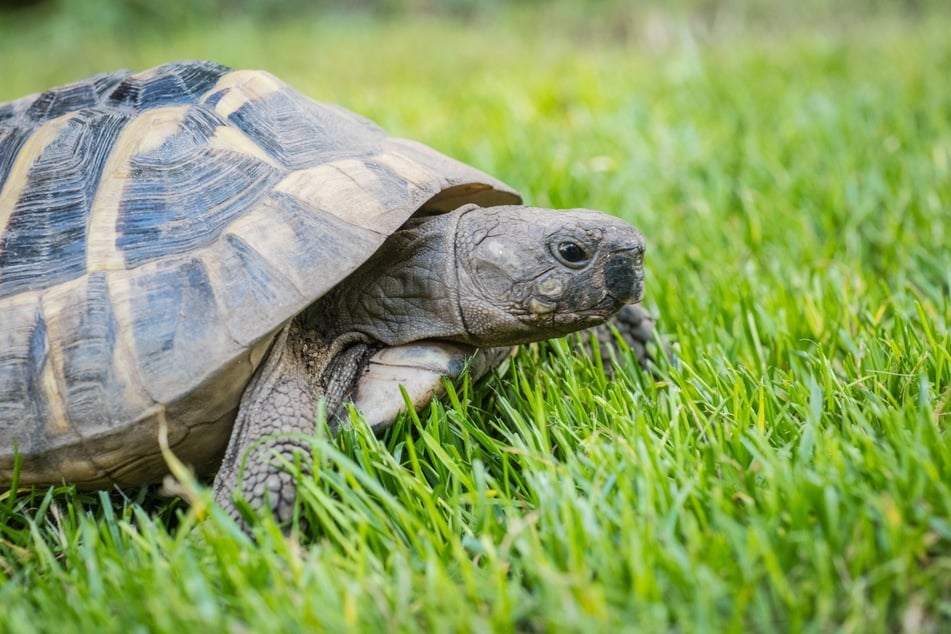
xmin=452 ymin=204 xmax=645 ymax=347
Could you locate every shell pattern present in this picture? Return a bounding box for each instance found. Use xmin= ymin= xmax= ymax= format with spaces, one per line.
xmin=0 ymin=61 xmax=519 ymax=486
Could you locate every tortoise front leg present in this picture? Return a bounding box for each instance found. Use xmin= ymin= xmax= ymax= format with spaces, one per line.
xmin=580 ymin=303 xmax=659 ymax=370
xmin=212 ymin=323 xmax=369 ymax=531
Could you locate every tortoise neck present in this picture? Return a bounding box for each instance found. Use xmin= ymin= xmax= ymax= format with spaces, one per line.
xmin=305 ymin=210 xmax=468 ymax=347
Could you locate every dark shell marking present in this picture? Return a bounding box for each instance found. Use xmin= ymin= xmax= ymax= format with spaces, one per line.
xmin=0 ymin=61 xmax=520 ymax=486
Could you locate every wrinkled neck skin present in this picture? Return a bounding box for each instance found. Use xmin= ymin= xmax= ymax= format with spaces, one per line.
xmin=301 ymin=210 xmax=466 ymax=347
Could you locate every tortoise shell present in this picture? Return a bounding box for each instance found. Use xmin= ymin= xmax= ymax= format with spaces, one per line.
xmin=0 ymin=60 xmax=520 ymax=487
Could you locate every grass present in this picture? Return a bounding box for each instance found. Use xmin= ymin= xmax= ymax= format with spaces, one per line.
xmin=1 ymin=2 xmax=950 ymax=632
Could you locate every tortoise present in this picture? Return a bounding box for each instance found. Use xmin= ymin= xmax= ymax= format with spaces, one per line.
xmin=0 ymin=61 xmax=649 ymax=526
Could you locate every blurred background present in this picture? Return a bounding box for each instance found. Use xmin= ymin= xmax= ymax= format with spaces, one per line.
xmin=1 ymin=0 xmax=938 ymax=30
xmin=1 ymin=0 xmax=944 ymax=97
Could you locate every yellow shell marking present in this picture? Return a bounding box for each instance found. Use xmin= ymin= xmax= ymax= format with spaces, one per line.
xmin=274 ymin=160 xmax=388 ymax=233
xmin=85 ymin=105 xmax=191 ymax=272
xmin=208 ymin=125 xmax=282 ymax=170
xmin=0 ymin=113 xmax=75 ymax=249
xmin=204 ymin=69 xmax=286 ymax=119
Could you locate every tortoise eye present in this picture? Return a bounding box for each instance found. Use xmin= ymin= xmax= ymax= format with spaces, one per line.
xmin=556 ymin=241 xmax=589 ymax=265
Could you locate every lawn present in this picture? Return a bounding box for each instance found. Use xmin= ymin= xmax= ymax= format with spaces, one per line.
xmin=1 ymin=2 xmax=949 ymax=632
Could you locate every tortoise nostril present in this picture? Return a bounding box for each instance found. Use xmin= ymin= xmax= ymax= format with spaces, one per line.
xmin=605 ymin=256 xmax=639 ymax=301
